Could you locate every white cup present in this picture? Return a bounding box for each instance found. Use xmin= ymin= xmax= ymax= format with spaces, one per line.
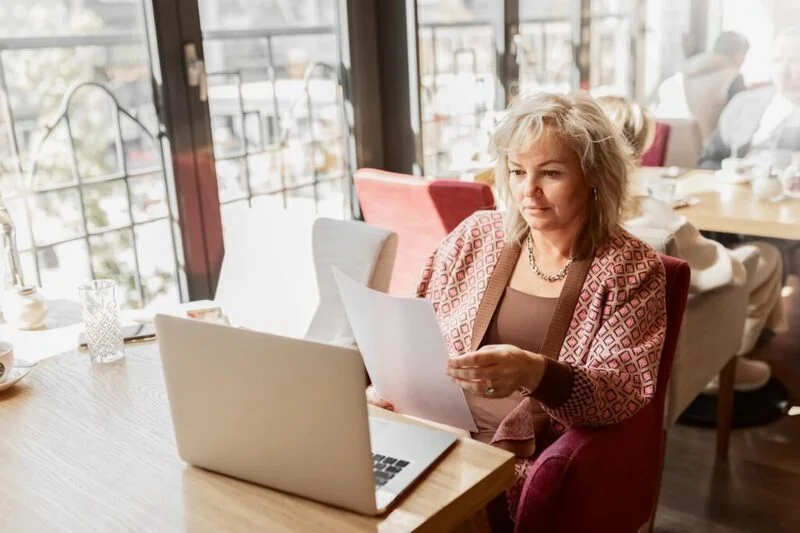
xmin=721 ymin=157 xmax=751 ymax=178
xmin=752 ymin=176 xmax=784 ymax=201
xmin=0 ymin=341 xmax=14 ymax=384
xmin=648 ymin=178 xmax=677 ymax=204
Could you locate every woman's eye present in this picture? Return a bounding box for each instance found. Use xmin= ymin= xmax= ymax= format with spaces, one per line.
xmin=510 ymin=169 xmax=525 ymax=177
xmin=542 ymin=169 xmax=560 ymax=177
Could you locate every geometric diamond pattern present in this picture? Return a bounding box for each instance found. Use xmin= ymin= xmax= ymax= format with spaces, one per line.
xmin=417 ymin=210 xmax=667 ymax=517
xmin=417 ymin=211 xmax=667 ymax=519
xmin=418 ymin=212 xmax=666 ymax=426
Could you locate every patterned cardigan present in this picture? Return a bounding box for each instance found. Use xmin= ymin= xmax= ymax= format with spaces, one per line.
xmin=416 ymin=211 xmax=667 ymax=447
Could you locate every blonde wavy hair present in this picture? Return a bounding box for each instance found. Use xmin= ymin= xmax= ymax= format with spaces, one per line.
xmin=490 ymin=92 xmax=633 ymax=260
xmin=596 ymin=95 xmax=655 ymax=161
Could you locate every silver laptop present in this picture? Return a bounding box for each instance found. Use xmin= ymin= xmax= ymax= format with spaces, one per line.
xmin=154 ymin=314 xmax=457 ymax=515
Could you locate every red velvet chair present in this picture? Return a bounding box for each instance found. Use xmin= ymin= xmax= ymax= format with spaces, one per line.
xmin=353 ymin=169 xmax=495 ymax=295
xmin=514 ymin=255 xmax=690 ymax=533
xmin=641 ymin=122 xmax=671 ymax=167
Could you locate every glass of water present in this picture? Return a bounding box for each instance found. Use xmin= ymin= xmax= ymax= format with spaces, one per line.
xmin=647 ymin=177 xmax=678 ymax=205
xmin=78 ymin=279 xmax=124 ymax=364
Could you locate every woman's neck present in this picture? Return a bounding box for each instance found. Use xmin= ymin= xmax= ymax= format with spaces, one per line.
xmin=530 ymin=226 xmax=581 ymax=261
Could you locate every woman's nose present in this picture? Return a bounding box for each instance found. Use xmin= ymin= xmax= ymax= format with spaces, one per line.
xmin=524 ymin=177 xmax=542 ymax=196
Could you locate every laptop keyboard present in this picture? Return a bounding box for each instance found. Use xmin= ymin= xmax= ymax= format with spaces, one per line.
xmin=372 ymin=454 xmax=410 ymax=487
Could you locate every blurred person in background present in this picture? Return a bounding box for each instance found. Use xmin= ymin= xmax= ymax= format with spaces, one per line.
xmin=698 ymin=26 xmax=800 ymax=170
xmin=654 ymin=31 xmax=750 ymax=141
xmin=597 ymin=95 xmax=656 ymax=162
xmin=601 ymin=95 xmax=785 ymax=393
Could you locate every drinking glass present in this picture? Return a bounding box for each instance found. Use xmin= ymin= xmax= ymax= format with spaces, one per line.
xmin=78 ymin=280 xmax=124 ymax=364
xmin=647 ymin=178 xmax=677 ymax=205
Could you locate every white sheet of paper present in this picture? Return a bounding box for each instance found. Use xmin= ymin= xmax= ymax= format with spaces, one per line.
xmin=333 ymin=268 xmax=478 ymax=432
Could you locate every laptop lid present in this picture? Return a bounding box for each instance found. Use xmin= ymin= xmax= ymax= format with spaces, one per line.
xmin=154 ymin=314 xmax=378 ymax=514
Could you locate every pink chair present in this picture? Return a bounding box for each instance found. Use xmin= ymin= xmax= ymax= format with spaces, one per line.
xmin=353 ymin=169 xmax=495 ymax=295
xmin=514 ymin=255 xmax=690 ymax=533
xmin=641 ymin=122 xmax=671 ymax=167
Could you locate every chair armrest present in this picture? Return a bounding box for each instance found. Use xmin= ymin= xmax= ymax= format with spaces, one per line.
xmin=729 ymin=245 xmax=759 ymax=287
xmin=515 ymin=410 xmax=661 ymax=533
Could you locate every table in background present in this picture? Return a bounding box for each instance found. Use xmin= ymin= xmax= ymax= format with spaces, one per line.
xmin=635 ymin=168 xmax=800 ymax=241
xmin=0 ymin=332 xmax=514 ymax=532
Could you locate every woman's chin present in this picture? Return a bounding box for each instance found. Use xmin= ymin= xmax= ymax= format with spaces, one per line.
xmin=523 ymin=215 xmax=556 ymax=231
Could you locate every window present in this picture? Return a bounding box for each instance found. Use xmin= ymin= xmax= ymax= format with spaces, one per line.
xmin=0 ymin=0 xmax=181 ymax=308
xmin=590 ymin=0 xmax=636 ymax=98
xmin=416 ymin=0 xmax=497 ymax=177
xmin=199 ymin=0 xmax=353 ymax=225
xmin=519 ymin=2 xmax=574 ymax=95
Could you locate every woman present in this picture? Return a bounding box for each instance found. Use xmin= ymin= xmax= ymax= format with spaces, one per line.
xmin=600 ymin=95 xmax=784 ymax=392
xmin=369 ymin=92 xmax=668 ymax=529
xmin=597 ymin=95 xmax=655 ymax=162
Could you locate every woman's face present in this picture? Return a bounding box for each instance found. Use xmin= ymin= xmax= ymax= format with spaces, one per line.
xmin=507 ymin=128 xmax=591 ymax=235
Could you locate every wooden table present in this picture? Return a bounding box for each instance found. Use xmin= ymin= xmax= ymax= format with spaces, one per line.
xmin=635 ymin=168 xmax=800 ymax=240
xmin=0 ymin=341 xmax=515 ymax=532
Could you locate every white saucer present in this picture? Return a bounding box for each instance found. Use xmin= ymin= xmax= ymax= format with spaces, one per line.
xmin=0 ymin=360 xmax=35 ymax=393
xmin=715 ymin=169 xmax=752 ymax=184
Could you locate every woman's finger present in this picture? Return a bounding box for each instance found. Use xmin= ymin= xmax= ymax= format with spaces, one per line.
xmin=377 ymin=400 xmax=395 ymax=411
xmin=366 ymin=387 xmax=394 ymax=411
xmin=453 ymin=377 xmax=514 ymax=397
xmin=448 ymin=350 xmax=502 ymax=369
xmin=452 ymin=377 xmax=489 ymax=395
xmin=447 ymin=365 xmax=505 ymax=381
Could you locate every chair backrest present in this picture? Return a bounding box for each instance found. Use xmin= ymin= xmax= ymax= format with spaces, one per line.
xmin=653 ymin=255 xmax=691 ymax=415
xmin=354 ymin=168 xmax=495 ymax=294
xmin=512 ymin=255 xmax=690 ymax=533
xmin=660 ymin=117 xmax=704 ymax=169
xmin=216 ymin=208 xmax=319 ymax=337
xmin=641 ymin=122 xmax=671 ymax=167
xmin=305 ymin=217 xmax=397 ymax=343
xmin=215 ymin=208 xmax=397 ymax=343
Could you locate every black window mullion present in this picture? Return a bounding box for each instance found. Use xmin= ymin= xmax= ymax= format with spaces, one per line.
xmin=631 ymin=0 xmax=647 ymax=101
xmin=335 ymin=0 xmax=384 ymax=219
xmin=371 ymin=0 xmax=422 ymax=176
xmin=571 ymin=0 xmax=592 ymax=92
xmin=493 ymin=0 xmax=520 ymax=109
xmin=148 ymin=0 xmax=223 ymax=301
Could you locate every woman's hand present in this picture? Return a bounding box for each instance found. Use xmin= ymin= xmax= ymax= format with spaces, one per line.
xmin=447 ymin=344 xmax=547 ymax=398
xmin=366 ymin=385 xmax=394 ymax=411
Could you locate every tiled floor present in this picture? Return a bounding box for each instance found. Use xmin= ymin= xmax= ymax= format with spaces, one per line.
xmin=655 ymin=275 xmax=800 ymax=532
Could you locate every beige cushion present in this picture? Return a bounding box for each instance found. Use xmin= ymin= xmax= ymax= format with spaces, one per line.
xmin=626 ymin=224 xmax=749 ymax=426
xmin=735 ymin=241 xmax=786 ymax=354
xmin=665 ymin=282 xmax=748 ymax=425
xmin=730 ymin=245 xmax=760 ymax=289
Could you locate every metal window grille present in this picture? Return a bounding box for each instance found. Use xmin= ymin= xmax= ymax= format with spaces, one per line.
xmin=0 ymin=25 xmax=357 ymax=307
xmin=202 ymin=26 xmax=354 ymax=219
xmin=0 ymin=32 xmax=183 ymax=308
xmin=12 ymin=80 xmax=182 ymax=307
